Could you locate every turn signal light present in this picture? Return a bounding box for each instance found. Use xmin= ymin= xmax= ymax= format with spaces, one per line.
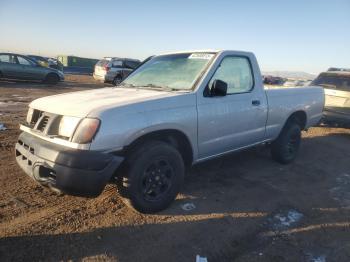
xmin=71 ymin=118 xmax=100 ymax=144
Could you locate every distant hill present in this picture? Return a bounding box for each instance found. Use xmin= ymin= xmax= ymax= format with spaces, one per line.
xmin=262 ymin=71 xmax=316 ymax=80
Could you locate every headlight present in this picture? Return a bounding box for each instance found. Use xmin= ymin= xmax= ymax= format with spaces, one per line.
xmin=71 ymin=118 xmax=100 ymax=144
xmin=58 ymin=116 xmax=81 ymax=138
xmin=26 ymin=108 xmax=34 ymax=124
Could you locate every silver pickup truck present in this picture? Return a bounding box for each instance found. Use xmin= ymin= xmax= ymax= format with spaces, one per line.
xmin=15 ymin=50 xmax=324 ymax=213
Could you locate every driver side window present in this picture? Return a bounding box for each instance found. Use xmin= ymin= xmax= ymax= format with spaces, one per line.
xmin=17 ymin=56 xmax=33 ymax=66
xmin=209 ymin=56 xmax=254 ymax=94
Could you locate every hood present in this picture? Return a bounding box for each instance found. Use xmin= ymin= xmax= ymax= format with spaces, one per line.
xmin=30 ymin=87 xmax=183 ymax=117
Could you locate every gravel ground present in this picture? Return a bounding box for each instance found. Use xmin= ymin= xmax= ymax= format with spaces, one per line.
xmin=0 ymin=76 xmax=349 ymax=262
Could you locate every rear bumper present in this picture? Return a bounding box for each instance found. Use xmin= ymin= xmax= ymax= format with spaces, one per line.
xmin=93 ymin=73 xmax=106 ymax=82
xmin=15 ymin=132 xmax=124 ymax=197
xmin=323 ymin=108 xmax=350 ymax=123
xmin=104 ymin=72 xmax=116 ymax=82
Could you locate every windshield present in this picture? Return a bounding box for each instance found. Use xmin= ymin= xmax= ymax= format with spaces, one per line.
xmin=122 ymin=53 xmax=215 ymax=90
xmin=311 ymin=73 xmax=350 ymax=92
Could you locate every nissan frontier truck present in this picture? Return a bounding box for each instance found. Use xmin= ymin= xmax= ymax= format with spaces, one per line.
xmin=15 ymin=50 xmax=324 ymax=213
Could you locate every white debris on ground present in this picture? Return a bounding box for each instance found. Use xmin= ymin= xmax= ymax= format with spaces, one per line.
xmin=181 ymin=202 xmax=196 ymax=211
xmin=271 ymin=209 xmax=303 ymax=229
xmin=306 ymin=254 xmax=326 ymax=262
xmin=0 ymin=123 xmax=7 ymax=131
xmin=196 ymin=255 xmax=208 ymax=262
xmin=329 ymin=173 xmax=350 ymax=207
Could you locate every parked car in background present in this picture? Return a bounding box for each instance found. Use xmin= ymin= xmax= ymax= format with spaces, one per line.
xmin=263 ymin=75 xmax=286 ymax=85
xmin=0 ymin=53 xmax=64 ymax=84
xmin=93 ymin=57 xmax=141 ymax=85
xmin=312 ymin=71 xmax=350 ymax=124
xmin=283 ymin=79 xmax=307 ymax=87
xmin=327 ymin=67 xmax=350 ymax=72
xmin=16 ymin=50 xmax=324 ymax=213
xmin=28 ymin=55 xmax=64 ymax=71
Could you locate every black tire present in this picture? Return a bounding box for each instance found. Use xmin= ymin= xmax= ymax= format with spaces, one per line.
xmin=119 ymin=141 xmax=185 ymax=213
xmin=112 ymin=75 xmax=122 ymax=86
xmin=271 ymin=121 xmax=301 ymax=164
xmin=44 ymin=73 xmax=59 ymax=85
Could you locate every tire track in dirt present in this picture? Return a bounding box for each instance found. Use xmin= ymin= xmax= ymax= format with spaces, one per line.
xmin=0 ymin=186 xmax=121 ymax=236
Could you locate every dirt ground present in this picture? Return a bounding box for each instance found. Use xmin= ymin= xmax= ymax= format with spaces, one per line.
xmin=0 ymin=75 xmax=349 ymax=262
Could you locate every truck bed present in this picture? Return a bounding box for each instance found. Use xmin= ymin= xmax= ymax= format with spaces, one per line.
xmin=264 ymin=86 xmax=324 ymax=140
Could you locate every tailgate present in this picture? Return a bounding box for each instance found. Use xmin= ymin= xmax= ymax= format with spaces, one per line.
xmin=94 ymin=65 xmax=106 ymax=76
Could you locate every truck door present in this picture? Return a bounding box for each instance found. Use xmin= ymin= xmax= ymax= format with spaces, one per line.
xmin=197 ymin=55 xmax=268 ymax=159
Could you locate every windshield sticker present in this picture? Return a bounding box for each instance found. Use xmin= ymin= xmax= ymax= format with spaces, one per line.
xmin=188 ymin=53 xmax=214 ymax=60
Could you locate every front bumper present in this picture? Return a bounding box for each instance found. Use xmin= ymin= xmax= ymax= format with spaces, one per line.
xmin=15 ymin=132 xmax=124 ymax=197
xmin=59 ymin=74 xmax=65 ymax=81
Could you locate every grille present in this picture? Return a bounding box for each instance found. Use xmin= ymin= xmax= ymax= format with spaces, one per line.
xmin=30 ymin=110 xmax=43 ymax=126
xmin=37 ymin=116 xmax=50 ymax=132
xmin=16 ymin=140 xmax=35 ymax=166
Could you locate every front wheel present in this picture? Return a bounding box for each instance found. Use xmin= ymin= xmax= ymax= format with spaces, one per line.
xmin=271 ymin=121 xmax=301 ymax=164
xmin=119 ymin=141 xmax=185 ymax=213
xmin=44 ymin=73 xmax=59 ymax=85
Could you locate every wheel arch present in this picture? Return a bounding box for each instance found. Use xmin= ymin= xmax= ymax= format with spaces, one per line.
xmin=276 ymin=110 xmax=307 ymax=139
xmin=286 ymin=110 xmax=307 ymax=130
xmin=45 ymin=72 xmax=59 ymax=80
xmin=124 ymin=129 xmax=194 ymax=167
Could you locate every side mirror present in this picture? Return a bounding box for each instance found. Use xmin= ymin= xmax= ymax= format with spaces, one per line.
xmin=210 ymin=79 xmax=227 ymax=96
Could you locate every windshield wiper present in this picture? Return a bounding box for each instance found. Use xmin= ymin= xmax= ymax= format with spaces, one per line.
xmin=118 ymin=83 xmax=138 ymax=88
xmin=120 ymin=83 xmax=187 ymax=92
xmin=141 ymin=84 xmax=178 ymax=92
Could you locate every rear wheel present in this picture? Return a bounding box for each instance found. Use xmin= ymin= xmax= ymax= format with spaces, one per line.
xmin=44 ymin=73 xmax=59 ymax=85
xmin=112 ymin=75 xmax=122 ymax=86
xmin=118 ymin=141 xmax=185 ymax=213
xmin=271 ymin=121 xmax=301 ymax=164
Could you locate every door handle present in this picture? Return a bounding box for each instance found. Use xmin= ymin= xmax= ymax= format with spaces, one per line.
xmin=252 ymin=100 xmax=261 ymax=106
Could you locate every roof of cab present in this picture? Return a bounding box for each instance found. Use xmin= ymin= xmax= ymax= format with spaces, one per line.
xmin=158 ymin=49 xmax=253 ymax=56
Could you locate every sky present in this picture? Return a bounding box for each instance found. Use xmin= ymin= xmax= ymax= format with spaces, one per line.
xmin=0 ymin=0 xmax=349 ymax=73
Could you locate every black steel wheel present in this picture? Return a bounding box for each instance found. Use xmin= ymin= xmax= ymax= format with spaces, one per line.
xmin=141 ymin=158 xmax=175 ymax=202
xmin=271 ymin=121 xmax=301 ymax=164
xmin=119 ymin=141 xmax=184 ymax=213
